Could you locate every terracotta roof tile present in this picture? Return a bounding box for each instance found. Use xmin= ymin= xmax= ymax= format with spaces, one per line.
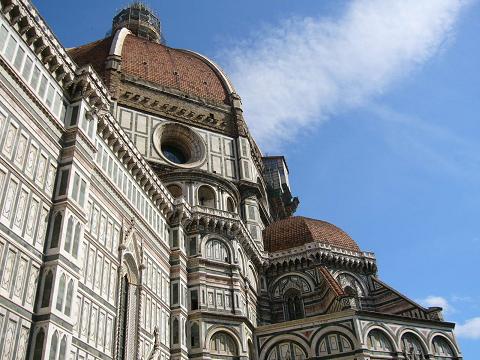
xmin=67 ymin=36 xmax=113 ymax=81
xmin=263 ymin=216 xmax=361 ymax=253
xmin=121 ymin=35 xmax=229 ymax=104
xmin=67 ymin=34 xmax=230 ymax=105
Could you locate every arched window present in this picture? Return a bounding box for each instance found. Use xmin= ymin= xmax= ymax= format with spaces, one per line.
xmin=284 ymin=289 xmax=304 ymax=321
xmin=50 ymin=213 xmax=63 ymax=248
xmin=65 ymin=280 xmax=74 ymax=316
xmin=237 ymin=250 xmax=245 ymax=275
xmin=33 ymin=329 xmax=45 ymax=360
xmin=226 ymin=197 xmax=235 ymax=212
xmin=63 ymin=216 xmax=74 ymax=252
xmin=209 ymin=332 xmax=238 ymax=357
xmin=367 ymin=329 xmax=394 ymax=352
xmin=337 ymin=273 xmax=365 ymax=297
xmin=190 ymin=322 xmax=199 ymax=348
xmin=117 ymin=253 xmax=140 ymax=360
xmin=172 ymin=318 xmax=179 ymax=344
xmin=401 ymin=333 xmax=426 ymax=359
xmin=56 ymin=274 xmax=66 ymax=311
xmin=59 ymin=335 xmax=67 ymax=360
xmin=49 ymin=331 xmax=58 ymax=360
xmin=167 ymin=184 xmax=183 ymax=199
xmin=72 ymin=223 xmax=81 ymax=258
xmin=317 ymin=333 xmax=354 ymax=357
xmin=41 ymin=271 xmax=53 ymax=308
xmin=198 ymin=185 xmax=215 ymax=208
xmin=205 ymin=239 xmax=230 ymax=263
xmin=118 ymin=275 xmax=129 ymax=360
xmin=267 ymin=341 xmax=306 ymax=360
xmin=433 ymin=336 xmax=456 ymax=359
xmin=248 ymin=340 xmax=256 ymax=360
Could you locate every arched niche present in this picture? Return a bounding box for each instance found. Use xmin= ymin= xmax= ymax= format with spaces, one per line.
xmin=167 ymin=184 xmax=183 ymax=199
xmin=226 ymin=196 xmax=236 ymax=212
xmin=336 ymin=272 xmax=366 ymax=297
xmin=432 ymin=335 xmax=457 ymax=359
xmin=205 ymin=238 xmax=231 ymax=263
xmin=401 ymin=332 xmax=427 ymax=359
xmin=270 ymin=273 xmax=313 ymax=299
xmin=198 ymin=185 xmax=216 ymax=208
xmin=209 ymin=331 xmax=239 ymax=358
xmin=366 ymin=329 xmax=395 ymax=353
xmin=266 ymin=341 xmax=307 ymax=360
xmin=283 ymin=288 xmax=304 ymax=321
xmin=316 ymin=332 xmax=354 ymax=357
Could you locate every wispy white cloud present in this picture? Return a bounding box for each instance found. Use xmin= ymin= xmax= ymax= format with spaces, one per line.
xmin=223 ymin=0 xmax=468 ymax=151
xmin=456 ymin=317 xmax=480 ymax=339
xmin=368 ymin=104 xmax=480 ymax=180
xmin=418 ymin=295 xmax=452 ymax=313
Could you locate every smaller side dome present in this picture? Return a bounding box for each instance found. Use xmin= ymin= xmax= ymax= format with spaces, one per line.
xmin=263 ymin=216 xmax=360 ymax=253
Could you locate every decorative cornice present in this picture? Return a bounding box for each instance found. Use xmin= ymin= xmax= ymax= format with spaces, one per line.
xmin=266 ymin=242 xmax=376 ymax=273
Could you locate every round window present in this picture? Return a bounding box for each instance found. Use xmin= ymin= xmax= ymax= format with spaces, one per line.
xmin=161 ymin=144 xmax=187 ymax=164
xmin=153 ymin=122 xmax=206 ymax=168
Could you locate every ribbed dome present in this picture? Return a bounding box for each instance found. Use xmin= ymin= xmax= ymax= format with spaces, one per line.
xmin=263 ymin=216 xmax=360 ymax=253
xmin=68 ymin=34 xmax=231 ymax=105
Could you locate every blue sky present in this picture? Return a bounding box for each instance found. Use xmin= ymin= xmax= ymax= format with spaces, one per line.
xmin=35 ymin=0 xmax=479 ymax=356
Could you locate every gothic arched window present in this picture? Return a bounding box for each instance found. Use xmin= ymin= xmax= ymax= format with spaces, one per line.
xmin=41 ymin=270 xmax=53 ymax=308
xmin=118 ymin=275 xmax=129 ymax=360
xmin=63 ymin=216 xmax=74 ymax=252
xmin=401 ymin=333 xmax=426 ymax=360
xmin=72 ymin=223 xmax=81 ymax=258
xmin=55 ymin=274 xmax=66 ymax=311
xmin=49 ymin=331 xmax=58 ymax=360
xmin=284 ymin=289 xmax=304 ymax=321
xmin=59 ymin=335 xmax=67 ymax=360
xmin=33 ymin=329 xmax=45 ymax=360
xmin=50 ymin=213 xmax=63 ymax=248
xmin=65 ymin=280 xmax=74 ymax=316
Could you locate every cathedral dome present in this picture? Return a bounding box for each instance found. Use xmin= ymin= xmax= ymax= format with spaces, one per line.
xmin=68 ymin=32 xmax=233 ymax=105
xmin=263 ymin=216 xmax=361 ymax=253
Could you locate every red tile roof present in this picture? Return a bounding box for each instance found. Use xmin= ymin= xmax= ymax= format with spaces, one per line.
xmin=67 ymin=36 xmax=113 ymax=81
xmin=67 ymin=34 xmax=230 ymax=105
xmin=263 ymin=216 xmax=361 ymax=253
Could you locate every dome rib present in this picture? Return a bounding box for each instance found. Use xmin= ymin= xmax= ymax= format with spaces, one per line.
xmin=263 ymin=216 xmax=360 ymax=253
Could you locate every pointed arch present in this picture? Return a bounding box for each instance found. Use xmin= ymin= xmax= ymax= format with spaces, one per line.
xmin=72 ymin=222 xmax=81 ymax=258
xmin=117 ymin=250 xmax=140 ymax=360
xmin=65 ymin=280 xmax=74 ymax=316
xmin=49 ymin=331 xmax=58 ymax=360
xmin=59 ymin=335 xmax=67 ymax=360
xmin=32 ymin=328 xmax=45 ymax=360
xmin=50 ymin=212 xmax=63 ymax=248
xmin=56 ymin=273 xmax=66 ymax=311
xmin=41 ymin=270 xmax=53 ymax=308
xmin=64 ymin=216 xmax=74 ymax=252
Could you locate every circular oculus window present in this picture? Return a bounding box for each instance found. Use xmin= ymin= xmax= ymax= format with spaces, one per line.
xmin=153 ymin=122 xmax=206 ymax=168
